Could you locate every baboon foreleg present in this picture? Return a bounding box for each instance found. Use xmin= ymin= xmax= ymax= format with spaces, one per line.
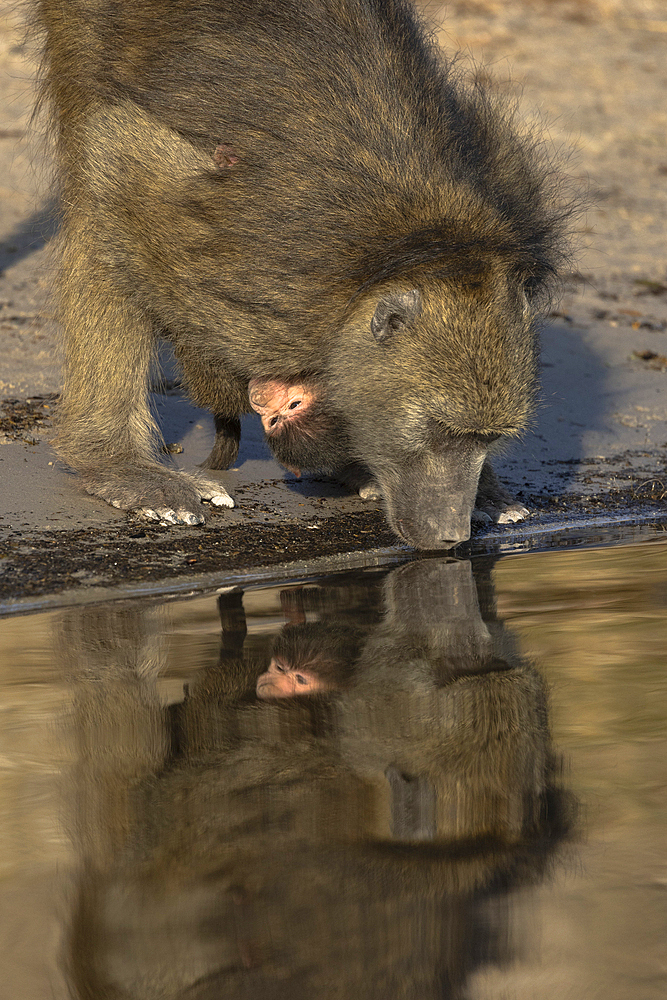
xmin=55 ymin=234 xmax=233 ymax=523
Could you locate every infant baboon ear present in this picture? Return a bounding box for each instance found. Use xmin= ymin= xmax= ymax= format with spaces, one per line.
xmin=212 ymin=144 xmax=239 ymax=169
xmin=371 ymin=289 xmax=422 ymax=343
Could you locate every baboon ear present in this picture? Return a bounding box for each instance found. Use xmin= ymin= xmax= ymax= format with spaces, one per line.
xmin=371 ymin=289 xmax=422 ymax=343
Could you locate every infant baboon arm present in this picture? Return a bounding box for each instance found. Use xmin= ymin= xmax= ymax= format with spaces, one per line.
xmin=473 ymin=460 xmax=529 ymax=525
xmin=54 ymin=228 xmax=233 ymax=523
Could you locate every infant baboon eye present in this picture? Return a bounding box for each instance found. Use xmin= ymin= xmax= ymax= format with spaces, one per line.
xmin=289 ymin=399 xmax=301 ymax=409
xmin=295 ymin=675 xmax=308 ymax=685
xmin=269 ymin=415 xmax=279 ymax=427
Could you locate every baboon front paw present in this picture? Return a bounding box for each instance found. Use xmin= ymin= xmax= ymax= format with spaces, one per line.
xmin=474 ymin=499 xmax=530 ymax=525
xmin=471 ymin=508 xmax=493 ymax=524
xmin=136 ymin=475 xmax=234 ymax=523
xmin=335 ymin=463 xmax=383 ymax=500
xmin=83 ymin=466 xmax=234 ymax=523
xmin=475 ymin=463 xmax=529 ymax=529
xmin=138 ymin=507 xmax=205 ymax=526
xmin=496 ymin=502 xmax=530 ymax=523
xmin=196 ymin=479 xmax=235 ymax=508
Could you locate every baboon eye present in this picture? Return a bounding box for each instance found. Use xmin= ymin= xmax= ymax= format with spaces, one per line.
xmin=289 ymin=399 xmax=301 ymax=409
xmin=296 ymin=675 xmax=308 ymax=685
xmin=269 ymin=415 xmax=279 ymax=427
xmin=522 ymin=268 xmax=550 ymax=300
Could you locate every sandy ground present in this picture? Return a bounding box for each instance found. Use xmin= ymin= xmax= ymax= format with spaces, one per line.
xmin=1 ymin=0 xmax=667 ymax=604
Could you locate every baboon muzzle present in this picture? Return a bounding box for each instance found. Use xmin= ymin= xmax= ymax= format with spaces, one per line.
xmin=384 ymin=439 xmax=487 ymax=550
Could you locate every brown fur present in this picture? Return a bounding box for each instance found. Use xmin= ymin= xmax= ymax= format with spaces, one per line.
xmin=58 ymin=559 xmax=573 ymax=999
xmin=32 ymin=0 xmax=572 ymax=546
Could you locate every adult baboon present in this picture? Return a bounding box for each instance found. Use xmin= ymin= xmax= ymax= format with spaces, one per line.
xmin=34 ymin=0 xmax=571 ymax=547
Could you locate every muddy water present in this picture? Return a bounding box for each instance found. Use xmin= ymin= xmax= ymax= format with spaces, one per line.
xmin=0 ymin=542 xmax=665 ymax=1000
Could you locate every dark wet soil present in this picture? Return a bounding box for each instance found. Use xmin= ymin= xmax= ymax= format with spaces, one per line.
xmin=0 ymin=509 xmax=402 ymax=600
xmin=0 ymin=393 xmax=56 ymax=442
xmin=1 ymin=490 xmax=666 ymax=604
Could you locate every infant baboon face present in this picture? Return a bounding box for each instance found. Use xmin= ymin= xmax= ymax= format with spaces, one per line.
xmin=248 ymin=377 xmax=349 ymax=476
xmin=248 ymin=380 xmax=316 ymax=436
xmin=255 ymin=657 xmax=333 ymax=700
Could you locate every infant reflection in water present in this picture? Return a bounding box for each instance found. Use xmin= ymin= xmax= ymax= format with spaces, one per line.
xmin=256 ymin=656 xmax=332 ymax=698
xmin=255 ymin=619 xmax=360 ymax=699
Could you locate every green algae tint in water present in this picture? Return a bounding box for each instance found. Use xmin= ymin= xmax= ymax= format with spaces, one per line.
xmin=0 ymin=541 xmax=665 ymax=1000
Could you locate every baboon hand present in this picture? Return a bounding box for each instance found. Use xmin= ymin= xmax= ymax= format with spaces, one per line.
xmin=358 ymin=480 xmax=383 ymax=501
xmin=473 ymin=462 xmax=530 ymax=527
xmin=81 ymin=466 xmax=234 ymax=525
xmin=472 ymin=497 xmax=530 ymax=525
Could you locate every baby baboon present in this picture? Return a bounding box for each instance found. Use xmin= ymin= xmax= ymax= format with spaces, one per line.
xmin=34 ymin=0 xmax=570 ymax=547
xmin=256 ymin=622 xmax=362 ymax=699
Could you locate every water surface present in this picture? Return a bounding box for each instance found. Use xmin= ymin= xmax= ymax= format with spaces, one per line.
xmin=0 ymin=542 xmax=665 ymax=999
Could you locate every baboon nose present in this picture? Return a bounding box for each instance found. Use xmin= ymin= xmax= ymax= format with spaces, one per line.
xmin=262 ymin=413 xmax=281 ymax=434
xmin=397 ymin=519 xmax=468 ymax=550
xmin=441 ymin=524 xmax=471 ymax=547
xmin=439 ymin=537 xmax=464 ymax=549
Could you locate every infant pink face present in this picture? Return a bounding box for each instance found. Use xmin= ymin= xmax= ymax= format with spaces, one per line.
xmin=256 ymin=656 xmax=331 ymax=699
xmin=248 ymin=379 xmax=316 ymax=436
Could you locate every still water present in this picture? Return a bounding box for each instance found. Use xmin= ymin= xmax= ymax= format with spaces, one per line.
xmin=0 ymin=542 xmax=665 ymax=1000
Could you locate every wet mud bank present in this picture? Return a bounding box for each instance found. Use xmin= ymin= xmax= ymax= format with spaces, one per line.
xmin=1 ymin=494 xmax=665 ymax=614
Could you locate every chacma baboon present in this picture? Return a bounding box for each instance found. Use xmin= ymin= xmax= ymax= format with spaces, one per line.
xmin=34 ymin=0 xmax=571 ymax=547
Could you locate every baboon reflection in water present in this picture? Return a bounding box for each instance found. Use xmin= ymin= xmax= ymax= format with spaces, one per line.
xmin=60 ymin=559 xmax=574 ymax=1000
